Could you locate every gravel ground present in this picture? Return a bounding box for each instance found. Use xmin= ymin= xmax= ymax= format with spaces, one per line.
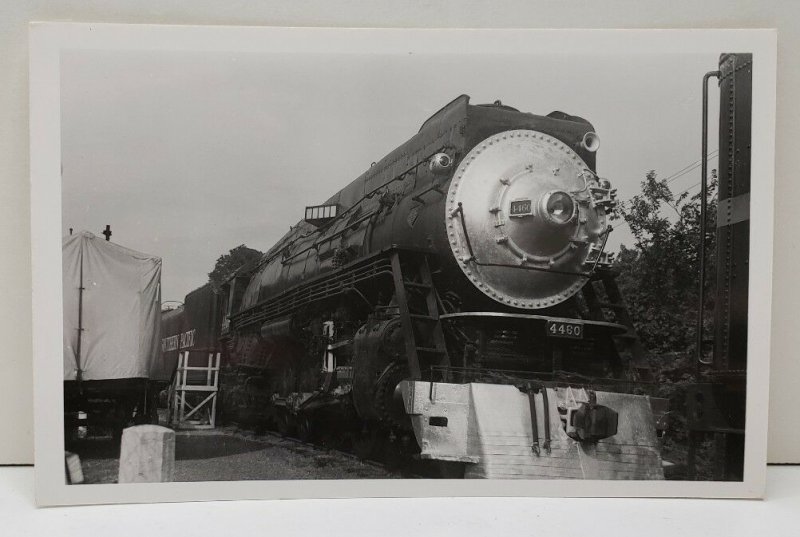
xmin=72 ymin=427 xmax=400 ymax=484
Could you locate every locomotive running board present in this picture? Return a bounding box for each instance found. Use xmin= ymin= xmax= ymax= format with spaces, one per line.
xmin=399 ymin=380 xmax=664 ymax=479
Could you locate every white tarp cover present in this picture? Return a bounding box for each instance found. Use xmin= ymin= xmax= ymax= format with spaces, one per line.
xmin=63 ymin=231 xmax=164 ymax=381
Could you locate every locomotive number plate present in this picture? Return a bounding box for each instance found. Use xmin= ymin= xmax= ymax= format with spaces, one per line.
xmin=509 ymin=199 xmax=533 ymax=217
xmin=546 ymin=320 xmax=584 ymax=339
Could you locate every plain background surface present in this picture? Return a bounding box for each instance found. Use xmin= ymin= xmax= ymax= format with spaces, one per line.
xmin=2 ymin=1 xmax=799 ymax=465
xmin=3 ymin=466 xmax=800 ymax=534
xmin=30 ymin=28 xmax=775 ymax=505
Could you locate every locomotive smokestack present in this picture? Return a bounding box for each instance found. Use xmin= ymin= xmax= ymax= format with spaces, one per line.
xmin=102 ymin=225 xmax=112 ymax=241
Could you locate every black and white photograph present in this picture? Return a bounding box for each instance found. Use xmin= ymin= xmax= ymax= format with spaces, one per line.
xmin=31 ymin=25 xmax=776 ymax=504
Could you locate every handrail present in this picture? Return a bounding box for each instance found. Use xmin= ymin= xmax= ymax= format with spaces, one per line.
xmin=256 ymin=145 xmax=454 ymax=271
xmin=452 ymin=202 xmax=612 ymax=278
xmin=697 ymin=70 xmax=721 ymax=372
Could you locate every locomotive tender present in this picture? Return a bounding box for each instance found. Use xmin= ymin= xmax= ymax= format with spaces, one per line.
xmin=168 ymin=95 xmax=665 ymax=479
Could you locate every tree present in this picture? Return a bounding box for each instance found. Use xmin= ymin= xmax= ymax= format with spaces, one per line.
xmin=613 ymin=170 xmax=717 ymax=355
xmin=208 ymin=244 xmax=263 ymax=292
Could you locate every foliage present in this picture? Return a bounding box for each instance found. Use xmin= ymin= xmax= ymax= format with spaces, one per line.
xmin=612 ymin=171 xmax=718 ymax=476
xmin=208 ymin=244 xmax=263 ymax=292
xmin=613 ymin=170 xmax=717 ymax=355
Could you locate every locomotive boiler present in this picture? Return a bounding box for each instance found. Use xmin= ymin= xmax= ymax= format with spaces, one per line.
xmin=187 ymin=95 xmax=665 ymax=478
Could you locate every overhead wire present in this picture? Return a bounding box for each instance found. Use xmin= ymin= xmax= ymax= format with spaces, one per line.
xmin=662 ymin=150 xmax=718 ymax=184
xmin=612 ymin=151 xmax=719 ymax=235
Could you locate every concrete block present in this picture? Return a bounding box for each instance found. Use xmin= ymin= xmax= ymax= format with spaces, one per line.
xmin=65 ymin=451 xmax=84 ymax=484
xmin=118 ymin=424 xmax=175 ymax=483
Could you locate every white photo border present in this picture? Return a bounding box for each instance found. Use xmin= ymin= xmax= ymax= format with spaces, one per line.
xmin=31 ymin=23 xmax=777 ymax=505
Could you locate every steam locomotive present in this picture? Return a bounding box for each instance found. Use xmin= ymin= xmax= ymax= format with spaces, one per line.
xmin=165 ymin=95 xmax=666 ymax=479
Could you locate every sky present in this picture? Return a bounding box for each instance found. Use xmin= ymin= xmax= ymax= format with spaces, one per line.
xmin=61 ymin=48 xmax=720 ymax=303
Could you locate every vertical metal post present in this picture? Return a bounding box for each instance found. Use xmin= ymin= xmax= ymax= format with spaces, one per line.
xmin=390 ymin=252 xmax=422 ymax=379
xmin=688 ymin=69 xmax=721 ymax=481
xmin=178 ymin=351 xmax=187 ymax=426
xmin=75 ymin=244 xmax=85 ymax=387
xmin=210 ymin=352 xmax=220 ymax=428
xmin=171 ymin=352 xmax=180 ymax=426
xmin=206 ymin=352 xmax=213 ymax=425
xmin=696 ymin=70 xmax=720 ymax=372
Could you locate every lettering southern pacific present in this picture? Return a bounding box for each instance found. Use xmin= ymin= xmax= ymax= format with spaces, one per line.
xmin=162 ymin=329 xmax=196 ymax=352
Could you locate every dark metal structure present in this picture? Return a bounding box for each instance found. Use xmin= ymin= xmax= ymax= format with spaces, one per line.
xmin=161 ymin=284 xmax=224 ymax=364
xmin=221 ymin=97 xmax=626 ymax=382
xmin=688 ymin=53 xmax=752 ymax=480
xmin=63 ymin=232 xmax=165 ymax=442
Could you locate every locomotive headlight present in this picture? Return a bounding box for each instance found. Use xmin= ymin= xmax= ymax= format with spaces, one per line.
xmin=429 ymin=152 xmax=453 ymax=175
xmin=538 ymin=190 xmax=576 ymax=226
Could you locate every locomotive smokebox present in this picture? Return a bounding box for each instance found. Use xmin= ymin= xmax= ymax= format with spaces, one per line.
xmin=445 ymin=129 xmax=614 ymax=309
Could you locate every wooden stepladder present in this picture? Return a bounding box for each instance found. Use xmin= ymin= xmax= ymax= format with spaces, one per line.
xmin=389 ymin=251 xmax=450 ymax=380
xmin=170 ymin=351 xmax=220 ymax=430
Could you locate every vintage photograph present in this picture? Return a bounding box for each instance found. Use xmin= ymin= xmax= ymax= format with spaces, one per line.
xmin=31 ymin=26 xmax=776 ymax=502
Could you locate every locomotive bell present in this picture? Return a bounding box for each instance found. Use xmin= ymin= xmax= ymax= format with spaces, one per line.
xmin=445 ymin=129 xmax=611 ymax=309
xmin=580 ymin=131 xmax=600 ymax=152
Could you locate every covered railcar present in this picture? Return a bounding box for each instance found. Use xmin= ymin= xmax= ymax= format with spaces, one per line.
xmin=63 ymin=231 xmax=165 ymax=438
